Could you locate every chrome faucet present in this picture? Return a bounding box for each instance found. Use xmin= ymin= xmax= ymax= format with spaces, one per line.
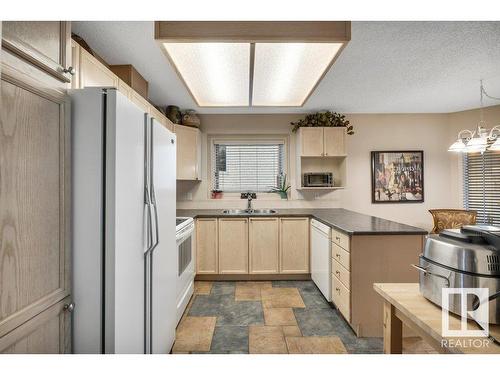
xmin=247 ymin=193 xmax=253 ymax=213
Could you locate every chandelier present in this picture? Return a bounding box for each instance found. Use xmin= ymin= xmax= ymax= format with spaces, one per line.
xmin=448 ymin=80 xmax=500 ymax=153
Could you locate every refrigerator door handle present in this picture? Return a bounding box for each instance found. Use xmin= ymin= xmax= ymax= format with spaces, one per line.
xmin=150 ymin=189 xmax=159 ymax=253
xmin=144 ymin=187 xmax=154 ymax=254
xmin=149 ymin=118 xmax=160 ymax=254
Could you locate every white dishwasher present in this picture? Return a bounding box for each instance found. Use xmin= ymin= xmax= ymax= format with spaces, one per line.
xmin=311 ymin=219 xmax=331 ymax=301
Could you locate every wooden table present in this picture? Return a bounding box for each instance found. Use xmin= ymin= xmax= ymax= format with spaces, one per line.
xmin=373 ymin=283 xmax=500 ymax=354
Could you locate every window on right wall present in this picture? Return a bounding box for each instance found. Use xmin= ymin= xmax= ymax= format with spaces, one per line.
xmin=463 ymin=145 xmax=500 ymax=225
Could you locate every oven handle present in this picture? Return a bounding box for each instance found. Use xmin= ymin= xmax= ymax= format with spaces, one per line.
xmin=411 ymin=264 xmax=451 ymax=287
xmin=177 ymin=224 xmax=194 ymax=243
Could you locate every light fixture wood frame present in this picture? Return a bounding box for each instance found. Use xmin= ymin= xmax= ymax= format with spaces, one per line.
xmin=155 ymin=21 xmax=351 ymax=107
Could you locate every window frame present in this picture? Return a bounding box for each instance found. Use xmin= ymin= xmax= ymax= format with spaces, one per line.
xmin=463 ymin=147 xmax=500 ymax=225
xmin=208 ymin=134 xmax=290 ymax=200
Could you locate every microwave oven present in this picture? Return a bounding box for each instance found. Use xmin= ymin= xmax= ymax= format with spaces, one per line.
xmin=303 ymin=173 xmax=333 ymax=187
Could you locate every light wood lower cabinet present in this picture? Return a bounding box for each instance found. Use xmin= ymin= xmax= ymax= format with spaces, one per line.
xmin=195 ymin=216 xmax=310 ymax=277
xmin=218 ymin=218 xmax=248 ymax=274
xmin=196 ymin=219 xmax=218 ymax=274
xmin=249 ymin=218 xmax=279 ymax=274
xmin=0 ymin=297 xmax=72 ymax=353
xmin=331 ymin=274 xmax=350 ymax=322
xmin=279 ymin=218 xmax=310 ymax=273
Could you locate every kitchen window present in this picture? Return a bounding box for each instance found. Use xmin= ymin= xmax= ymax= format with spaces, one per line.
xmin=211 ymin=138 xmax=286 ymax=193
xmin=463 ymin=147 xmax=500 ymax=225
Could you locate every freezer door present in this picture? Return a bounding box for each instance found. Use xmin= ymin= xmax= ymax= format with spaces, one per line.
xmin=104 ymin=90 xmax=146 ymax=354
xmin=150 ymin=117 xmax=177 ymax=354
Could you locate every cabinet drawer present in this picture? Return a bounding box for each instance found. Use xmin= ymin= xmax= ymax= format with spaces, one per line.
xmin=331 ymin=243 xmax=350 ymax=270
xmin=332 ymin=259 xmax=350 ymax=289
xmin=331 ymin=229 xmax=349 ymax=251
xmin=331 ymin=275 xmax=350 ymax=322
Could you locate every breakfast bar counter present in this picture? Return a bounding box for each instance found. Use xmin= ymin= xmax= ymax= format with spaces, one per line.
xmin=374 ymin=283 xmax=500 ymax=354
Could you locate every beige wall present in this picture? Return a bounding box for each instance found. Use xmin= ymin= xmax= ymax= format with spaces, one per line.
xmin=177 ymin=106 xmax=500 ymax=231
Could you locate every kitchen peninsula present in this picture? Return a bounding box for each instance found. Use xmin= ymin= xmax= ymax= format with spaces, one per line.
xmin=177 ymin=208 xmax=427 ymax=337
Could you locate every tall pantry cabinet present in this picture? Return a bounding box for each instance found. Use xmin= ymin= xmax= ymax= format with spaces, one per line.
xmin=0 ymin=21 xmax=73 ymax=353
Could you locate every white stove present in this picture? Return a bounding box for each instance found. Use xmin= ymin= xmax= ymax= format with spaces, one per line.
xmin=175 ymin=217 xmax=195 ymax=324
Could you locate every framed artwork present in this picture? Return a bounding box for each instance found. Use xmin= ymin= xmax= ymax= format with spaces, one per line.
xmin=371 ymin=151 xmax=424 ymax=203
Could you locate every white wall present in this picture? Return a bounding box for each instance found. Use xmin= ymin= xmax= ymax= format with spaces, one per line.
xmin=177 ymin=106 xmax=500 ymax=231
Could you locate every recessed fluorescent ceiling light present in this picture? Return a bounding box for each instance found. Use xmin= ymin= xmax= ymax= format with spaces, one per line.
xmin=163 ymin=43 xmax=250 ymax=106
xmin=252 ymin=43 xmax=343 ymax=106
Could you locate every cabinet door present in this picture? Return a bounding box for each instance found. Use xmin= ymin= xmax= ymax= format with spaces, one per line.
xmin=70 ymin=40 xmax=80 ymax=89
xmin=249 ymin=218 xmax=279 ymax=274
xmin=299 ymin=127 xmax=324 ymax=156
xmin=218 ymin=218 xmax=248 ymax=274
xmin=196 ymin=219 xmax=218 ymax=274
xmin=79 ymin=48 xmax=119 ymax=88
xmin=117 ymin=78 xmax=133 ymax=98
xmin=0 ymin=59 xmax=71 ymax=346
xmin=176 ymin=125 xmax=200 ymax=180
xmin=280 ymin=218 xmax=310 ymax=273
xmin=323 ymin=127 xmax=346 ymax=156
xmin=2 ymin=21 xmax=72 ymax=82
xmin=0 ymin=297 xmax=72 ymax=354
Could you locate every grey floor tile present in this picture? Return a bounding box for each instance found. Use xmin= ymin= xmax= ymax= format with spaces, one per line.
xmin=344 ymin=337 xmax=383 ymax=354
xmin=216 ymin=301 xmax=264 ymax=326
xmin=188 ymin=294 xmax=234 ymax=316
xmin=211 ymin=281 xmax=236 ymax=296
xmin=272 ymin=280 xmax=319 ymax=294
xmin=300 ymin=291 xmax=331 ymax=309
xmin=294 ymin=307 xmax=351 ymax=336
xmin=210 ymin=326 xmax=249 ymax=353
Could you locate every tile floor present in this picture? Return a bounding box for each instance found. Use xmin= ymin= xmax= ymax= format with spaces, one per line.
xmin=172 ymin=280 xmax=436 ymax=354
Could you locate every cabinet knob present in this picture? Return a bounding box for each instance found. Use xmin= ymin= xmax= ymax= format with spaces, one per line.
xmin=325 ymin=153 xmax=328 ymax=156
xmin=63 ymin=66 xmax=76 ymax=75
xmin=336 ymin=270 xmax=340 ymax=275
xmin=63 ymin=302 xmax=75 ymax=313
xmin=335 ymin=236 xmax=340 ymax=241
xmin=335 ymin=253 xmax=340 ymax=258
xmin=335 ymin=287 xmax=340 ymax=292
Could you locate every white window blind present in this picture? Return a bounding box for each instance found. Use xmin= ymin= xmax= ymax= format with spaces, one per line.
xmin=463 ymin=147 xmax=500 ymax=225
xmin=212 ymin=141 xmax=285 ymax=193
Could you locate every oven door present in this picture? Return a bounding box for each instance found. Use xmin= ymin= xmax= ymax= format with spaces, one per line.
xmin=176 ymin=223 xmax=195 ymax=324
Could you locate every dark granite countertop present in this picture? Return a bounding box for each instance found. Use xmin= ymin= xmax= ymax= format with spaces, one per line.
xmin=176 ymin=208 xmax=427 ymax=236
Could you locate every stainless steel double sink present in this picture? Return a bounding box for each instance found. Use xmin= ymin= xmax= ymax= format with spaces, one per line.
xmin=222 ymin=209 xmax=277 ymax=215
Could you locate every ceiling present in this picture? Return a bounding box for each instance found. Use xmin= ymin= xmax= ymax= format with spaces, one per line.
xmin=72 ymin=21 xmax=500 ymax=114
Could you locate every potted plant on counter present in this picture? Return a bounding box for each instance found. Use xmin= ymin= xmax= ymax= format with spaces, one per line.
xmin=269 ymin=174 xmax=291 ymax=199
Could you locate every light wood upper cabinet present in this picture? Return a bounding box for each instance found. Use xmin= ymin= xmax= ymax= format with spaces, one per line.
xmin=279 ymin=218 xmax=310 ymax=273
xmin=299 ymin=127 xmax=324 ymax=156
xmin=176 ymin=125 xmax=201 ymax=180
xmin=2 ymin=21 xmax=72 ymax=82
xmin=218 ymin=218 xmax=248 ymax=274
xmin=249 ymin=218 xmax=279 ymax=274
xmin=0 ymin=50 xmax=71 ymax=351
xmin=129 ymin=89 xmax=150 ymax=113
xmin=297 ymin=127 xmax=346 ymax=157
xmin=323 ymin=127 xmax=346 ymax=156
xmin=196 ymin=219 xmax=218 ymax=274
xmin=79 ymin=47 xmax=118 ymax=89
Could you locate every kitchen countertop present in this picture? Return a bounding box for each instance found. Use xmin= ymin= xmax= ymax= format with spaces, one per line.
xmin=176 ymin=208 xmax=428 ymax=236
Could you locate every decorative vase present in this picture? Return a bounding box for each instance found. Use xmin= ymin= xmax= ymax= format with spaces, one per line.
xmin=279 ymin=191 xmax=288 ymax=199
xmin=166 ymin=105 xmax=182 ymax=124
xmin=182 ymin=109 xmax=201 ymax=128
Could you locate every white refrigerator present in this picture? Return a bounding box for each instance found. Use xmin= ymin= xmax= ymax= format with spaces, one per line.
xmin=71 ymin=88 xmax=177 ymax=354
